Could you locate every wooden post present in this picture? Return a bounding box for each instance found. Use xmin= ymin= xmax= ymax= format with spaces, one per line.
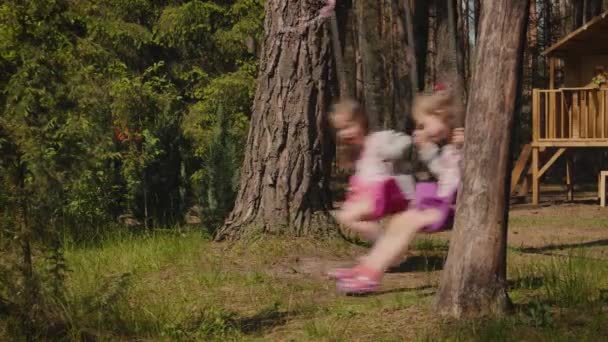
xmin=549 ymin=57 xmax=556 ymax=90
xmin=533 ymin=89 xmax=540 ymax=142
xmin=566 ymin=154 xmax=574 ymax=202
xmin=573 ymin=91 xmax=580 ymax=138
xmin=601 ymin=89 xmax=606 ymax=138
xmin=600 ymin=171 xmax=606 ymax=207
xmin=550 ymin=92 xmax=556 ymax=139
xmin=532 ymin=147 xmax=540 ymax=205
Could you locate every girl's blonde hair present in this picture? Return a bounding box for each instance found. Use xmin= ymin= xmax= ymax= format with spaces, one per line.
xmin=412 ymin=89 xmax=464 ymax=132
xmin=330 ymin=98 xmax=369 ymax=168
xmin=330 ymin=99 xmax=369 ymax=134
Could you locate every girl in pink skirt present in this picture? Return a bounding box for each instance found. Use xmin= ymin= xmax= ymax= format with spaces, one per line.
xmin=328 ymin=100 xmax=415 ymax=274
xmin=335 ymin=88 xmax=465 ymax=294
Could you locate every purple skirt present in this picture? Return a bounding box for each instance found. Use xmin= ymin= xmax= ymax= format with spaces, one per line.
xmin=415 ymin=182 xmax=456 ymax=233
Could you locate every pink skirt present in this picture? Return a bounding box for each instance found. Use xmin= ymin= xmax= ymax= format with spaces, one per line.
xmin=345 ymin=176 xmax=409 ymax=221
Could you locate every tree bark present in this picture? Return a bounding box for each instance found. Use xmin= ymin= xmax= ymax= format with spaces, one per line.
xmin=436 ymin=0 xmax=529 ymax=317
xmin=215 ymin=0 xmax=336 ymax=240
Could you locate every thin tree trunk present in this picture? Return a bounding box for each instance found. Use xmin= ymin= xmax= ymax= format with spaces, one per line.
xmin=436 ymin=0 xmax=529 ymax=317
xmin=401 ymin=0 xmax=417 ymax=94
xmin=586 ymin=0 xmax=603 ymax=21
xmin=432 ymin=0 xmax=466 ymax=123
xmin=474 ymin=0 xmax=481 ymax=40
xmin=330 ymin=12 xmax=349 ymax=97
xmin=356 ymin=0 xmax=413 ymax=131
xmin=557 ymin=0 xmax=573 ymax=37
xmin=435 ymin=0 xmax=453 ymax=78
xmin=17 ymin=162 xmax=34 ymax=339
xmin=412 ymin=0 xmax=430 ymax=91
xmin=425 ymin=2 xmax=438 ymax=90
xmin=341 ymin=0 xmax=358 ymax=98
xmin=215 ymin=0 xmax=336 ymax=240
xmin=574 ymin=0 xmax=584 ymax=27
xmin=391 ymin=0 xmax=414 ymax=130
xmin=358 ymin=0 xmax=386 ymax=129
xmin=459 ymin=0 xmax=471 ymax=94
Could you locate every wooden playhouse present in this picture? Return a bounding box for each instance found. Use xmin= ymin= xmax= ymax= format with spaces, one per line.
xmin=511 ymin=10 xmax=608 ymax=205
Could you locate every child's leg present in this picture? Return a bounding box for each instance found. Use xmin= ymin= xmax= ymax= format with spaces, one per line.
xmin=363 ymin=209 xmax=441 ymax=272
xmin=336 ymin=209 xmax=441 ymax=293
xmin=333 ymin=199 xmax=383 ymax=242
xmin=328 ymin=199 xmax=383 ymax=280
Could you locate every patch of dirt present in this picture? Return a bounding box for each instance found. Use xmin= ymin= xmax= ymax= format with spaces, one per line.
xmin=266 ymin=203 xmax=608 ymax=295
xmin=271 ymin=253 xmax=443 ymax=294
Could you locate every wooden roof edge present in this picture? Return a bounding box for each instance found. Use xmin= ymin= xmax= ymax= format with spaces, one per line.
xmin=542 ymin=10 xmax=608 ymax=56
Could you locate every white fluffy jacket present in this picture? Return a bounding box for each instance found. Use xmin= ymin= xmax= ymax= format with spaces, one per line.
xmin=418 ymin=143 xmax=461 ymax=197
xmin=354 ymin=130 xmax=416 ymax=199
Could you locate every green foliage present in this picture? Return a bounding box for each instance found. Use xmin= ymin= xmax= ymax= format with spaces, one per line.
xmin=1 ymin=0 xmax=262 ymax=234
xmin=0 ymin=0 xmax=263 ymax=339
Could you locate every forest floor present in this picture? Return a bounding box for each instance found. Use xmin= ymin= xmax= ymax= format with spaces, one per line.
xmin=11 ymin=201 xmax=608 ymax=341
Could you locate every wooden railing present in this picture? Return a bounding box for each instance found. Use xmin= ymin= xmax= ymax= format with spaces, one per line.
xmin=533 ymin=88 xmax=608 ymax=144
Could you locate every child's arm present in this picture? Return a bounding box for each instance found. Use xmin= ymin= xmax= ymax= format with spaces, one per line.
xmin=418 ymin=142 xmax=442 ymax=178
xmin=380 ymin=130 xmax=412 ymax=160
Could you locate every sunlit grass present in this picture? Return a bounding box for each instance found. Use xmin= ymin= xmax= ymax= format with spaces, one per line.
xmin=7 ymin=226 xmax=604 ymax=341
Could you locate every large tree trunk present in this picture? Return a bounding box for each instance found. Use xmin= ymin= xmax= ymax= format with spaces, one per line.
xmin=215 ymin=0 xmax=336 ymax=240
xmin=436 ymin=0 xmax=529 ymax=317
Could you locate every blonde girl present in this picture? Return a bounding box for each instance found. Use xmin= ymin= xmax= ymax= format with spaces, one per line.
xmin=328 ymin=100 xmax=415 ymax=278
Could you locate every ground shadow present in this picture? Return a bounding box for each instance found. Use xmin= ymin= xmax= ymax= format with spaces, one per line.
xmin=235 ymin=308 xmax=290 ymax=335
xmin=347 ymin=284 xmax=436 ymax=297
xmin=516 ymin=239 xmax=608 ymax=254
xmin=387 ymin=255 xmax=446 ymax=273
xmin=511 ymin=197 xmax=599 ymax=209
xmin=508 ymin=275 xmax=545 ymax=290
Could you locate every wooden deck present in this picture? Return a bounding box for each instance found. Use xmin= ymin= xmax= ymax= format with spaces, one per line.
xmin=512 ymin=88 xmax=608 ymax=205
xmin=532 ymin=88 xmax=608 ymax=146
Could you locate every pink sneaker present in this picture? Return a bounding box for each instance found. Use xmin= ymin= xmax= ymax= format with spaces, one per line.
xmin=327 ymin=267 xmax=357 ymax=280
xmin=335 ymin=266 xmax=382 ymax=294
xmin=337 ymin=274 xmax=380 ymax=294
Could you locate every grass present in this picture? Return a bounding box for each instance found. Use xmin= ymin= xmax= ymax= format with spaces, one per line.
xmin=4 ymin=208 xmax=608 ymax=340
xmin=51 ymin=232 xmax=439 ymax=340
